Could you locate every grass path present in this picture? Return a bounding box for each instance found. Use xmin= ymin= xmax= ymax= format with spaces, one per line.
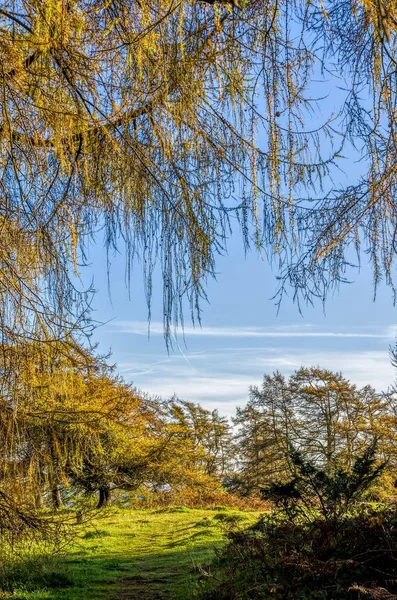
xmin=1 ymin=507 xmax=258 ymax=600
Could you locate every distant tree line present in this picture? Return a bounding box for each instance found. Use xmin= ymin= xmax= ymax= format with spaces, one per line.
xmin=232 ymin=366 xmax=397 ymax=498
xmin=197 ymin=356 xmax=397 ymax=600
xmin=2 ymin=342 xmax=397 ymax=550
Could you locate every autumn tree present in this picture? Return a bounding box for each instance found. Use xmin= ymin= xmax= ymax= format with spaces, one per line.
xmin=287 ymin=368 xmax=377 ymax=469
xmin=125 ymin=397 xmax=236 ymax=503
xmin=167 ymin=398 xmax=235 ymax=479
xmin=0 ymin=339 xmax=101 ymax=544
xmin=0 ymin=340 xmax=168 ymax=512
xmin=69 ymin=394 xmax=172 ymax=508
xmin=234 ymin=367 xmax=391 ymax=495
xmin=233 ymin=373 xmax=293 ymax=494
xmin=2 ymin=0 xmax=397 ymax=355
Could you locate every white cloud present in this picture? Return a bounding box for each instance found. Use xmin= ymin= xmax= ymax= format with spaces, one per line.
xmin=111 ymin=320 xmax=396 ymax=340
xmin=117 ymin=346 xmax=395 ymax=417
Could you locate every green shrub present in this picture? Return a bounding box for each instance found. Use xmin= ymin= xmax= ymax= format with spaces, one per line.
xmin=213 ymin=513 xmax=247 ymax=524
xmin=194 ymin=518 xmax=214 ymax=528
xmin=197 ymin=443 xmax=393 ymax=600
xmin=262 ymin=441 xmax=385 ymax=522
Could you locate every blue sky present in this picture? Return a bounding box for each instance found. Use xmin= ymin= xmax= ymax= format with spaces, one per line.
xmin=82 ymin=234 xmax=397 ymax=418
xmin=80 ymin=44 xmax=397 ymax=417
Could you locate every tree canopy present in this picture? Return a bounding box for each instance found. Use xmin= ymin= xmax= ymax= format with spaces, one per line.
xmin=1 ymin=1 xmax=397 ymax=345
xmin=2 ymin=0 xmax=397 ymax=552
xmin=233 ymin=367 xmax=397 ymax=496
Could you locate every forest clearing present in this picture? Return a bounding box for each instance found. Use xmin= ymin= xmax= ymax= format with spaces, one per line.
xmin=3 ymin=0 xmax=397 ymax=598
xmin=0 ymin=507 xmax=258 ymax=600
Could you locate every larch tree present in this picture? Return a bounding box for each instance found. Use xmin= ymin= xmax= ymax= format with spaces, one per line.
xmin=2 ymin=0 xmax=397 ymax=540
xmin=0 ymin=340 xmax=101 ymax=543
xmin=0 ymin=339 xmax=164 ymax=514
xmin=1 ymin=0 xmax=397 ymax=352
xmin=167 ymin=397 xmax=234 ymax=478
xmin=234 ymin=367 xmax=392 ymax=495
xmin=234 ymin=372 xmax=295 ymax=493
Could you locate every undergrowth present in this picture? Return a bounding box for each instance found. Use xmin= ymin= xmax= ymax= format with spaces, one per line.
xmin=197 ymin=444 xmax=396 ymax=600
xmin=197 ymin=507 xmax=397 ymax=599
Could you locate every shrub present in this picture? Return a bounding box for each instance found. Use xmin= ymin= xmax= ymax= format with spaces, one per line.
xmin=194 ymin=518 xmax=214 ymax=528
xmin=261 ymin=441 xmax=386 ymax=522
xmin=197 ymin=443 xmax=394 ymax=600
xmin=82 ymin=529 xmax=111 ymax=539
xmin=197 ymin=507 xmax=397 ymax=599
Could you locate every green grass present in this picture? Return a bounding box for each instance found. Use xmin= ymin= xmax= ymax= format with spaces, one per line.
xmin=0 ymin=507 xmax=259 ymax=600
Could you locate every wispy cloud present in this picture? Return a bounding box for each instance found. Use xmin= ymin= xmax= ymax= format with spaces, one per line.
xmin=111 ymin=321 xmax=396 ymax=340
xmin=105 ymin=320 xmax=397 ymax=417
xmin=116 ymin=347 xmax=395 ymax=416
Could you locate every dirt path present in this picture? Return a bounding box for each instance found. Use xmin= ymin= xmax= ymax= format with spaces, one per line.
xmin=109 ymin=510 xmax=224 ymax=600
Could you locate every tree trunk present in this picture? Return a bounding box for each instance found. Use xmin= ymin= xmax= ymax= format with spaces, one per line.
xmin=34 ymin=471 xmax=45 ymax=509
xmin=97 ymin=486 xmax=111 ymax=509
xmin=51 ymin=485 xmax=63 ymax=510
xmin=34 ymin=488 xmax=43 ymax=510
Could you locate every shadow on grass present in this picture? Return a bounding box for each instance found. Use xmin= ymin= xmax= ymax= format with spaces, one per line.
xmin=0 ymin=542 xmax=219 ymax=600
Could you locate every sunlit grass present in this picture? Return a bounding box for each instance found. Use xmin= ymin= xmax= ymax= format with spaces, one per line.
xmin=0 ymin=507 xmax=259 ymax=600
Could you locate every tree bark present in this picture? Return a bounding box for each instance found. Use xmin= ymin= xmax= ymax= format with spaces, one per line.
xmin=34 ymin=488 xmax=43 ymax=510
xmin=97 ymin=486 xmax=111 ymax=509
xmin=51 ymin=485 xmax=63 ymax=510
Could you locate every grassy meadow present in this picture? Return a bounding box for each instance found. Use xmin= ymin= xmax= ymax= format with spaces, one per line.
xmin=0 ymin=507 xmax=259 ymax=600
